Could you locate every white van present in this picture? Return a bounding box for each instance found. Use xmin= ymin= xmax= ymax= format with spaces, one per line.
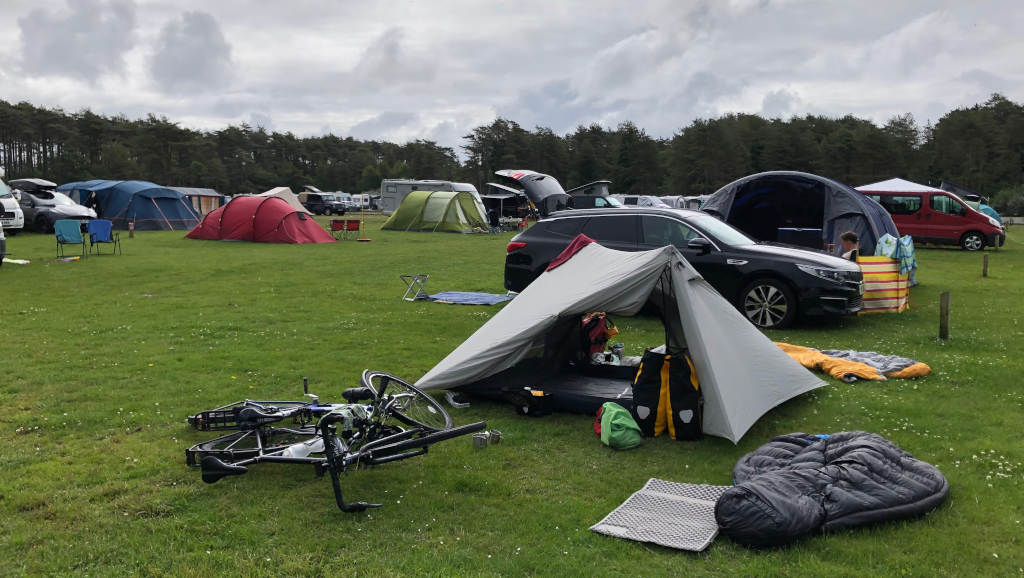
xmin=0 ymin=173 xmax=25 ymax=235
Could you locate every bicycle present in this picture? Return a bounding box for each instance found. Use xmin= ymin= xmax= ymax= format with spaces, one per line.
xmin=186 ymin=370 xmax=485 ymax=512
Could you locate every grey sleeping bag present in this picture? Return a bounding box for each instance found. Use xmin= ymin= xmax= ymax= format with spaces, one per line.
xmin=714 ymin=431 xmax=949 ymax=547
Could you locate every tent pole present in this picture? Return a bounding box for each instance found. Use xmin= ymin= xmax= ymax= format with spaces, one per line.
xmin=150 ymin=198 xmax=174 ymax=230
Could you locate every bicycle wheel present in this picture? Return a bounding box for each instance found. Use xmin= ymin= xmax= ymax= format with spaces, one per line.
xmin=185 ymin=426 xmax=318 ymax=466
xmin=361 ymin=370 xmax=453 ymax=431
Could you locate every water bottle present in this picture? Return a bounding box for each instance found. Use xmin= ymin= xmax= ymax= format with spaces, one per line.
xmin=280 ymin=438 xmax=324 ymax=458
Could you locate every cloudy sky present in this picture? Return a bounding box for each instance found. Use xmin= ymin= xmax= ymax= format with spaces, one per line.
xmin=1 ymin=0 xmax=1021 ymax=153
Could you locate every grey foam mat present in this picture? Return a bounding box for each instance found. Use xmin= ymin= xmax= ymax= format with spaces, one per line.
xmin=590 ymin=479 xmax=731 ymax=552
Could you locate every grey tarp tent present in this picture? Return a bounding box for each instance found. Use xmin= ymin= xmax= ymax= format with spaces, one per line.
xmin=416 ymin=238 xmax=825 ymax=443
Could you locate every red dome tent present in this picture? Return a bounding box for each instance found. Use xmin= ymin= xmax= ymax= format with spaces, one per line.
xmin=186 ymin=196 xmax=336 ymax=244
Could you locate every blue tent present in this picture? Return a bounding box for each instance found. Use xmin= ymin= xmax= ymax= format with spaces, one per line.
xmin=700 ymin=171 xmax=900 ymax=257
xmin=57 ymin=180 xmax=200 ymax=231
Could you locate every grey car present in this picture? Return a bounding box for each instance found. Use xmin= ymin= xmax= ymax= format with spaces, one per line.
xmin=10 ymin=179 xmax=97 ymax=233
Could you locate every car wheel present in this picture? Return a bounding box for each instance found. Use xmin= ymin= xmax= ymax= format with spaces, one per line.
xmin=960 ymin=231 xmax=985 ymax=251
xmin=6 ymin=229 xmax=19 ymax=236
xmin=740 ymin=278 xmax=797 ymax=329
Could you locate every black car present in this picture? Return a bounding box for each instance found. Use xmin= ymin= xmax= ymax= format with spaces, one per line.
xmin=301 ymin=192 xmax=348 ymax=216
xmin=505 ymin=208 xmax=864 ymax=329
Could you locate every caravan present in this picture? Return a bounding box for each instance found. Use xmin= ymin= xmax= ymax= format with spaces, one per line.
xmin=379 ymin=179 xmax=482 ymax=215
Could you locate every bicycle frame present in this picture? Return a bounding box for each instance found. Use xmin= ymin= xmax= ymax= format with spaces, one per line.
xmin=188 ymin=377 xmax=486 ymax=512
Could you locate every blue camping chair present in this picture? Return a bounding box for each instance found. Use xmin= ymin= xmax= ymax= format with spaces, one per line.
xmin=55 ymin=219 xmax=86 ymax=259
xmin=87 ymin=219 xmax=122 ymax=256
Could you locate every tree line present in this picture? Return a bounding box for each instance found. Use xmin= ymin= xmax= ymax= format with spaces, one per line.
xmin=1 ymin=93 xmax=1022 ymax=213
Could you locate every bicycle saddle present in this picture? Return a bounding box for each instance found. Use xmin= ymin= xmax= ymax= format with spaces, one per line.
xmin=341 ymin=387 xmax=375 ymax=402
xmin=200 ymin=456 xmax=249 ymax=483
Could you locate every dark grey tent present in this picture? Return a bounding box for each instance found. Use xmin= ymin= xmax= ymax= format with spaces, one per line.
xmin=701 ymin=171 xmax=899 ymax=257
xmin=416 ymin=238 xmax=825 ymax=444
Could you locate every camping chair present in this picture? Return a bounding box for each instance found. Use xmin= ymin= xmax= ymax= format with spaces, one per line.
xmin=87 ymin=219 xmax=122 ymax=256
xmin=400 ymin=274 xmax=430 ymax=301
xmin=55 ymin=219 xmax=86 ymax=259
xmin=330 ymin=218 xmax=362 ymax=239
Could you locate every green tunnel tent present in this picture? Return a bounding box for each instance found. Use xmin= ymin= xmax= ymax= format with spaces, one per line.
xmin=381 ymin=190 xmax=488 ymax=233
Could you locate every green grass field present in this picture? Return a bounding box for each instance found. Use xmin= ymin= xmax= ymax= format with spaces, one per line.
xmin=1 ymin=218 xmax=1021 ymax=576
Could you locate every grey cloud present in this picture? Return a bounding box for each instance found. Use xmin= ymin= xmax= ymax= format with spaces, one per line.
xmin=854 ymin=11 xmax=952 ymax=77
xmin=346 ymin=27 xmax=436 ymax=92
xmin=684 ymin=71 xmax=741 ymax=105
xmin=426 ymin=121 xmax=463 ymax=150
xmin=150 ymin=11 xmax=233 ymax=94
xmin=499 ymin=79 xmax=606 ymax=133
xmin=956 ymin=69 xmax=1007 ymax=89
xmin=761 ymin=88 xmax=800 ymax=119
xmin=17 ymin=0 xmax=137 ymax=83
xmin=249 ymin=112 xmax=274 ymax=131
xmin=348 ymin=112 xmax=418 ymax=141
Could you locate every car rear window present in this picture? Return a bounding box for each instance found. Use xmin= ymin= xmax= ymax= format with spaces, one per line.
xmin=580 ymin=215 xmax=637 ymax=243
xmin=545 ymin=218 xmax=583 ymax=237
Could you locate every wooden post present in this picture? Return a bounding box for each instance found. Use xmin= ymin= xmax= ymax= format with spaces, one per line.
xmin=939 ymin=291 xmax=951 ymax=340
xmin=982 ymin=254 xmax=989 ymax=277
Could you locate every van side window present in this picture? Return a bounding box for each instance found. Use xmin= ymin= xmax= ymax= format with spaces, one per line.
xmin=546 ymin=218 xmax=583 ymax=237
xmin=931 ymin=194 xmax=965 ymax=216
xmin=641 ymin=216 xmax=700 ymax=247
xmin=580 ymin=215 xmax=637 ymax=243
xmin=386 ymin=185 xmax=397 ymax=193
xmin=874 ymin=194 xmax=921 ymax=215
xmin=624 ymin=197 xmax=638 ymax=205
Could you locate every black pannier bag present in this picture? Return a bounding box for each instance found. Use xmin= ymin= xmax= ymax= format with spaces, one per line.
xmin=630 ymin=347 xmax=702 ymax=440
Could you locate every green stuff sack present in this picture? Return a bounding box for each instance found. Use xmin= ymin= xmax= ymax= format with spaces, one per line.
xmin=600 ymin=402 xmax=643 ymax=450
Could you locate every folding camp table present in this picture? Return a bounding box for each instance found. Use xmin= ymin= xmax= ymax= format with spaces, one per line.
xmin=400 ymin=274 xmax=430 ymax=301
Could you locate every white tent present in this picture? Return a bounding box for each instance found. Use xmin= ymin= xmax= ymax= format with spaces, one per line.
xmin=857 ymin=178 xmax=946 ymax=194
xmin=256 ymin=187 xmax=310 ymax=214
xmin=416 ymin=239 xmax=825 ymax=443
